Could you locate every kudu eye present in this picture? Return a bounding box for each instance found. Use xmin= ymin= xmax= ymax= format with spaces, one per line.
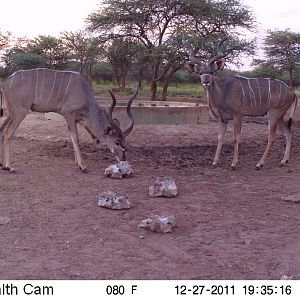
xmin=115 ymin=140 xmax=121 ymax=146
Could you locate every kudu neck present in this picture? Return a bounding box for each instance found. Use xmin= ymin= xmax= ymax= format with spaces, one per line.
xmin=84 ymin=101 xmax=110 ymax=139
xmin=204 ymin=78 xmax=223 ymax=104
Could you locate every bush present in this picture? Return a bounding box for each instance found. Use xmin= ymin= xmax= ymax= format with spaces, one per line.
xmin=11 ymin=52 xmax=46 ymax=71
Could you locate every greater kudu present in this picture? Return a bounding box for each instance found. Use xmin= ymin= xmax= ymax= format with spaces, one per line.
xmin=0 ymin=68 xmax=138 ymax=172
xmin=186 ymin=36 xmax=297 ymax=169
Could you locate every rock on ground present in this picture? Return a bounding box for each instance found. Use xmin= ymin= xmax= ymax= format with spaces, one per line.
xmin=139 ymin=215 xmax=175 ymax=233
xmin=149 ymin=176 xmax=178 ymax=198
xmin=281 ymin=194 xmax=300 ymax=203
xmin=98 ymin=191 xmax=132 ymax=210
xmin=0 ymin=216 xmax=11 ymax=225
xmin=104 ymin=161 xmax=133 ymax=179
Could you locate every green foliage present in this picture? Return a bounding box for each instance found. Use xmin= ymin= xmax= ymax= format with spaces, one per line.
xmin=28 ymin=35 xmax=67 ymax=69
xmin=264 ymin=29 xmax=300 ymax=68
xmin=243 ymin=62 xmax=281 ymax=79
xmin=255 ymin=29 xmax=300 ymax=87
xmin=60 ymin=30 xmax=103 ymax=74
xmin=87 ymin=0 xmax=255 ymax=99
xmin=11 ymin=52 xmax=46 ymax=70
xmin=93 ymin=81 xmax=205 ymax=99
xmin=91 ymin=62 xmax=113 ymax=82
xmin=105 ymin=38 xmax=142 ymax=88
xmin=163 ymin=83 xmax=204 ymax=98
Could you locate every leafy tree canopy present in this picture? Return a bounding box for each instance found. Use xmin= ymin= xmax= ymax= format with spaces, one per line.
xmin=256 ymin=29 xmax=300 ymax=87
xmin=87 ymin=0 xmax=255 ymax=99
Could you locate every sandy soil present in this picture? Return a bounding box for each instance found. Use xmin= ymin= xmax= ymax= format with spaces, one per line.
xmin=1 ymin=111 xmax=300 ymax=280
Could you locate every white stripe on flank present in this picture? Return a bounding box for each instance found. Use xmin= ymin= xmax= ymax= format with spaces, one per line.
xmin=21 ymin=71 xmax=24 ymax=96
xmin=235 ymin=75 xmax=248 ymax=80
xmin=247 ymin=79 xmax=256 ymax=106
xmin=9 ymin=73 xmax=15 ymax=89
xmin=267 ymin=79 xmax=272 ymax=107
xmin=40 ymin=69 xmax=45 ymax=100
xmin=56 ymin=73 xmax=65 ymax=102
xmin=34 ymin=69 xmax=39 ymax=104
xmin=62 ymin=74 xmax=73 ymax=105
xmin=276 ymin=81 xmax=282 ymax=107
xmin=255 ymin=79 xmax=262 ymax=110
xmin=46 ymin=72 xmax=57 ymax=105
xmin=238 ymin=79 xmax=245 ymax=107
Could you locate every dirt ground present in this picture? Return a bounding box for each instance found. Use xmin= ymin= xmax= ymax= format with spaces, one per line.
xmin=1 ymin=109 xmax=300 ymax=280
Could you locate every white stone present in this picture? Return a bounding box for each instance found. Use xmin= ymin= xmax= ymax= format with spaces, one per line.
xmin=149 ymin=176 xmax=178 ymax=197
xmin=280 ymin=274 xmax=294 ymax=280
xmin=104 ymin=161 xmax=133 ymax=179
xmin=281 ymin=194 xmax=300 ymax=203
xmin=98 ymin=191 xmax=132 ymax=210
xmin=0 ymin=216 xmax=11 ymax=225
xmin=139 ymin=215 xmax=175 ymax=233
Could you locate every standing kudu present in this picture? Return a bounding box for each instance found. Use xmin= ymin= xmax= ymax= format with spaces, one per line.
xmin=186 ymin=36 xmax=297 ymax=169
xmin=0 ymin=68 xmax=138 ymax=172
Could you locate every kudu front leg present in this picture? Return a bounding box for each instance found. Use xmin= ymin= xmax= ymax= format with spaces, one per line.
xmin=0 ymin=135 xmax=3 ymax=168
xmin=213 ymin=120 xmax=227 ymax=167
xmin=2 ymin=113 xmax=26 ymax=172
xmin=64 ymin=116 xmax=87 ymax=173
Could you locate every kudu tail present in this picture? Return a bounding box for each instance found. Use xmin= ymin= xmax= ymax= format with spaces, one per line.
xmin=288 ymin=94 xmax=298 ymax=129
xmin=0 ymin=90 xmax=3 ymax=117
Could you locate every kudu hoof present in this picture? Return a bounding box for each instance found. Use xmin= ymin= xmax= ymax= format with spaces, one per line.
xmin=80 ymin=167 xmax=88 ymax=174
xmin=212 ymin=164 xmax=218 ymax=169
xmin=255 ymin=164 xmax=263 ymax=171
xmin=231 ymin=165 xmax=236 ymax=171
xmin=280 ymin=160 xmax=288 ymax=167
xmin=2 ymin=166 xmax=15 ymax=173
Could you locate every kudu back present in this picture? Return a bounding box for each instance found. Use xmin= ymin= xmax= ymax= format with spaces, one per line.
xmin=186 ymin=36 xmax=298 ymax=169
xmin=0 ymin=68 xmax=137 ymax=172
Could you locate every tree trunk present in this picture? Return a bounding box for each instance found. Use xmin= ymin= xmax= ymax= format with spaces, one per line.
xmin=161 ymin=77 xmax=170 ymax=101
xmin=121 ymin=75 xmax=126 ymax=89
xmin=289 ymin=68 xmax=293 ymax=88
xmin=150 ymin=80 xmax=158 ymax=101
xmin=137 ymin=69 xmax=144 ymax=89
xmin=150 ymin=63 xmax=160 ymax=101
xmin=113 ymin=70 xmax=121 ymax=88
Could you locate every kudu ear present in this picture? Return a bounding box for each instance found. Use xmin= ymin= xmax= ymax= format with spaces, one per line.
xmin=186 ymin=62 xmax=198 ymax=73
xmin=113 ymin=118 xmax=121 ymax=127
xmin=213 ymin=59 xmax=225 ymax=72
xmin=104 ymin=125 xmax=113 ymax=136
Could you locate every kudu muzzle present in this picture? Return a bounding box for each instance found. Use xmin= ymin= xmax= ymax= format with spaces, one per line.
xmin=200 ymin=74 xmax=213 ymax=87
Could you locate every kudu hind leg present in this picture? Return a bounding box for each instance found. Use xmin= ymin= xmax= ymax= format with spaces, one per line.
xmin=278 ymin=118 xmax=292 ymax=165
xmin=256 ymin=118 xmax=278 ymax=170
xmin=231 ymin=118 xmax=242 ymax=169
xmin=213 ymin=120 xmax=227 ymax=167
xmin=0 ymin=116 xmax=11 ymax=167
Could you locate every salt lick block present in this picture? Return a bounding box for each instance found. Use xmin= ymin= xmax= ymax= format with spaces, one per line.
xmin=139 ymin=215 xmax=175 ymax=233
xmin=98 ymin=191 xmax=132 ymax=210
xmin=104 ymin=161 xmax=133 ymax=179
xmin=149 ymin=176 xmax=178 ymax=197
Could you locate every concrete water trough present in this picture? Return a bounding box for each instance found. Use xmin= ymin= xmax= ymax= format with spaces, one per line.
xmin=45 ymin=100 xmax=209 ymax=125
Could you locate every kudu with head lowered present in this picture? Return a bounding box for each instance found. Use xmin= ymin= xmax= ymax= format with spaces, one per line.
xmin=0 ymin=68 xmax=138 ymax=172
xmin=186 ymin=36 xmax=297 ymax=169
